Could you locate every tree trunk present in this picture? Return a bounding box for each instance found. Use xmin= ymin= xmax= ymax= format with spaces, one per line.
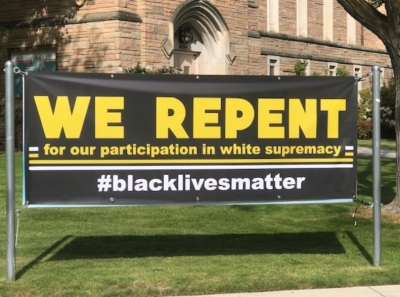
xmin=336 ymin=0 xmax=400 ymax=214
xmin=383 ymin=51 xmax=400 ymax=213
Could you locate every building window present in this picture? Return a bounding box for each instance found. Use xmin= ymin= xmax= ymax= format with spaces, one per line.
xmin=297 ymin=0 xmax=308 ymax=37
xmin=347 ymin=14 xmax=356 ymax=45
xmin=268 ymin=56 xmax=280 ymax=76
xmin=267 ymin=0 xmax=279 ymax=33
xmin=11 ymin=48 xmax=57 ymax=99
xmin=183 ymin=65 xmax=190 ymax=74
xmin=380 ymin=68 xmax=385 ymax=87
xmin=323 ymin=0 xmax=333 ymax=41
xmin=328 ymin=62 xmax=337 ymax=76
xmin=353 ymin=65 xmax=362 ymax=80
xmin=305 ymin=59 xmax=311 ymax=76
xmin=354 ymin=65 xmax=362 ymax=98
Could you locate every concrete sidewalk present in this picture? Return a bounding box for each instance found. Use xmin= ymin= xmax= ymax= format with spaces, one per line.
xmin=172 ymin=285 xmax=400 ymax=297
xmin=358 ymin=146 xmax=396 ymax=159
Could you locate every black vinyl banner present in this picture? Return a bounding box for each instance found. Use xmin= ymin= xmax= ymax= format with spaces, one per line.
xmin=24 ymin=72 xmax=358 ymax=207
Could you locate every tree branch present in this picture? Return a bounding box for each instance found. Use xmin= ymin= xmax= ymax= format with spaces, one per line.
xmin=385 ymin=0 xmax=400 ymax=35
xmin=337 ymin=0 xmax=390 ymax=45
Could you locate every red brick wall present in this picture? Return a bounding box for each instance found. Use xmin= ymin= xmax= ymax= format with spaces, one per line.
xmin=0 ymin=0 xmax=389 ymax=74
xmin=0 ymin=0 xmax=393 ymax=148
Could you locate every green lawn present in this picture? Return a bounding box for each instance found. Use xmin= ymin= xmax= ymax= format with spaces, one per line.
xmin=0 ymin=154 xmax=399 ymax=297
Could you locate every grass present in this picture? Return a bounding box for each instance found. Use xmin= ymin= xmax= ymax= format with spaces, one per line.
xmin=1 ymin=153 xmax=400 ymax=296
xmin=358 ymin=138 xmax=396 ymax=150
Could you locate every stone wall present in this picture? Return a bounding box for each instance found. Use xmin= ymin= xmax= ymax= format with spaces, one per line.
xmin=0 ymin=0 xmax=390 ymax=76
xmin=0 ymin=0 xmax=393 ymax=149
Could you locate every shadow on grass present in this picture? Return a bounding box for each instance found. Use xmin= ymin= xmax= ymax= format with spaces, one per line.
xmin=17 ymin=235 xmax=72 ymax=280
xmin=346 ymin=231 xmax=373 ymax=264
xmin=357 ymin=157 xmax=396 ymax=204
xmin=49 ymin=232 xmax=345 ymax=261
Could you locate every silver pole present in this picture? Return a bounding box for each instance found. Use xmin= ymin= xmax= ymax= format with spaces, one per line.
xmin=372 ymin=65 xmax=381 ymax=267
xmin=5 ymin=60 xmax=16 ymax=280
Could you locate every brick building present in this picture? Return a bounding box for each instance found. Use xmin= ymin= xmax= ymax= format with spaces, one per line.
xmin=0 ymin=0 xmax=393 ymax=147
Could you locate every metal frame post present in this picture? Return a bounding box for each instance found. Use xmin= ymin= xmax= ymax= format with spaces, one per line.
xmin=5 ymin=60 xmax=16 ymax=280
xmin=372 ymin=65 xmax=381 ymax=267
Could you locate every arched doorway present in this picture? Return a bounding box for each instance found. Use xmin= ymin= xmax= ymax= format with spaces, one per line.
xmin=171 ymin=0 xmax=230 ymax=74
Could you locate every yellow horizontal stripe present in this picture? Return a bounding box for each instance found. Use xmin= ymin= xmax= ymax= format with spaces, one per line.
xmin=29 ymin=153 xmax=39 ymax=158
xmin=29 ymin=158 xmax=354 ymax=165
xmin=345 ymin=152 xmax=354 ymax=157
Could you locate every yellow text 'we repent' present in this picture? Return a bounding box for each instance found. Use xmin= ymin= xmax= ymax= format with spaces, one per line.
xmin=33 ymin=96 xmax=346 ymax=139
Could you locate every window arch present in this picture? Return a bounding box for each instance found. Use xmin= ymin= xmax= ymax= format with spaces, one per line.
xmin=170 ymin=0 xmax=231 ymax=74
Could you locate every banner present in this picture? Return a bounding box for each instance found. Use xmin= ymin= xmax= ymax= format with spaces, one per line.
xmin=23 ymin=73 xmax=358 ymax=207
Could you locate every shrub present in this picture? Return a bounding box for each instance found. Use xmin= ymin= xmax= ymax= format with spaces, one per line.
xmin=357 ymin=78 xmax=396 ymax=139
xmin=380 ymin=78 xmax=396 ymax=138
xmin=293 ymin=60 xmax=308 ymax=76
xmin=358 ymin=88 xmax=373 ymax=139
xmin=124 ymin=62 xmax=180 ymax=74
xmin=336 ymin=67 xmax=351 ymax=77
